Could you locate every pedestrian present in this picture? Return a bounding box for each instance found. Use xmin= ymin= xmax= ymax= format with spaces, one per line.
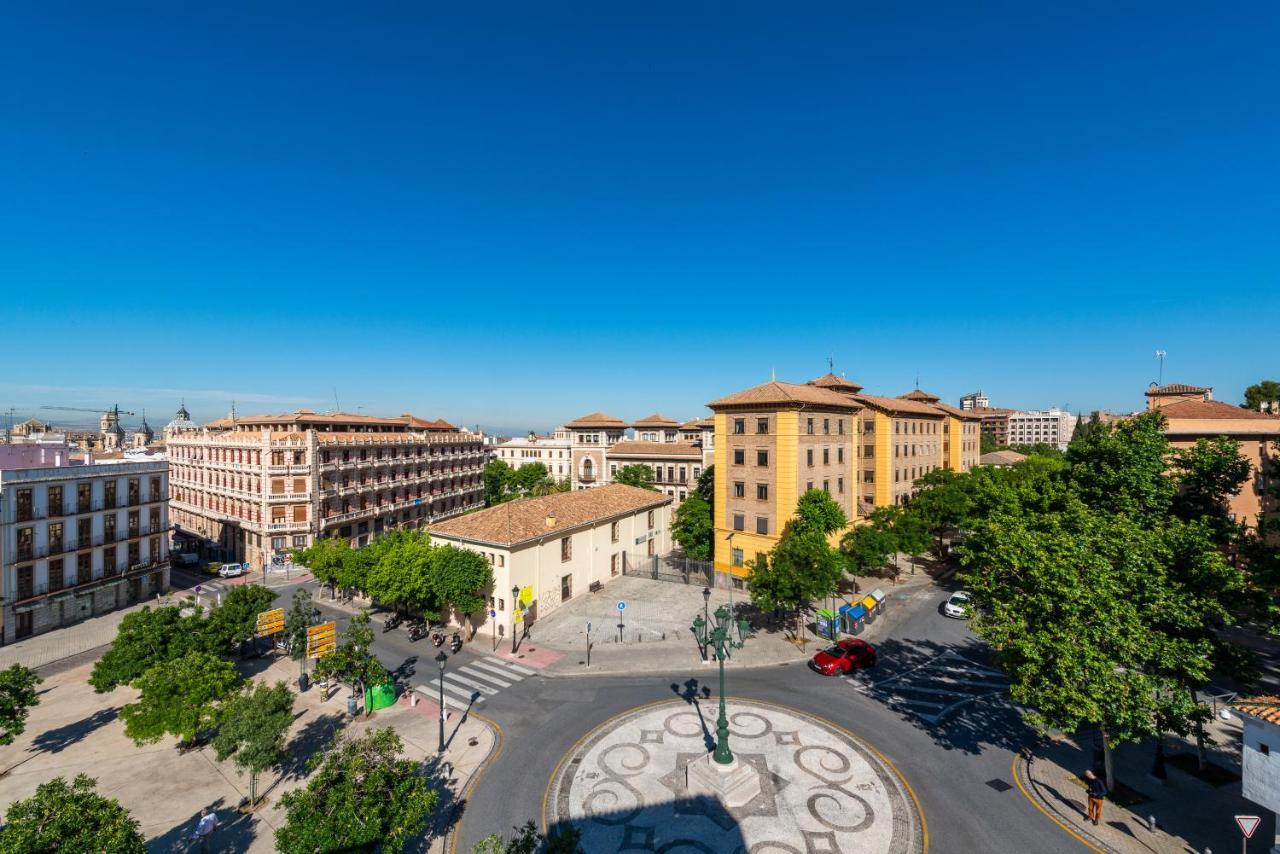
xmin=1083 ymin=769 xmax=1107 ymax=826
xmin=192 ymin=807 xmax=220 ymax=852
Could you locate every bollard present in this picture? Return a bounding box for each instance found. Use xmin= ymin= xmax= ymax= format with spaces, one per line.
xmin=1148 ymin=815 xmax=1156 ymax=832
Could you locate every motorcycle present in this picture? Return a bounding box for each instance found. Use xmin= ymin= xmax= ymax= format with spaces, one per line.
xmin=449 ymin=632 xmax=462 ymax=653
xmin=382 ymin=613 xmax=402 ymax=633
xmin=406 ymin=622 xmax=426 ymax=642
xmin=431 ymin=629 xmax=445 ymax=647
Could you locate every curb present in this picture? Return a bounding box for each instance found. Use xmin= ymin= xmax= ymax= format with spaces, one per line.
xmin=1013 ymin=748 xmax=1111 ymax=854
xmin=444 ymin=710 xmax=504 ymax=854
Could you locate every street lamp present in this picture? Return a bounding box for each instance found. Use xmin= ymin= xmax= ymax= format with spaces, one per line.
xmin=511 ymin=585 xmax=520 ymax=654
xmin=701 ymin=586 xmax=711 ymax=661
xmin=435 ymin=650 xmax=448 ymax=753
xmin=691 ymin=603 xmax=751 ymax=765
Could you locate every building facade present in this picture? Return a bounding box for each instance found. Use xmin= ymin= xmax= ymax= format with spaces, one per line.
xmin=1 ymin=458 xmax=169 ymax=644
xmin=429 ymin=484 xmax=672 ymax=636
xmin=493 ymin=430 xmax=572 ymax=480
xmin=166 ymin=408 xmax=484 ymax=570
xmin=1146 ymin=383 xmax=1279 ymax=528
xmin=566 ymin=412 xmax=628 ymax=489
xmin=1006 ymin=408 xmax=1078 ymax=451
xmin=708 ymin=381 xmax=862 ymax=581
xmin=959 ymin=391 xmax=989 ymax=411
xmin=606 ymin=441 xmax=704 ymax=504
xmin=850 ymin=393 xmax=947 ymax=509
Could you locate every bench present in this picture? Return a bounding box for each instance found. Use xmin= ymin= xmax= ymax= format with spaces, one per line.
xmin=589 ymin=581 xmax=603 ymax=593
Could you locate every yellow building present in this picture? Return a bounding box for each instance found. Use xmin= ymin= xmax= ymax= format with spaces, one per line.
xmin=707 ymin=381 xmax=862 ymax=581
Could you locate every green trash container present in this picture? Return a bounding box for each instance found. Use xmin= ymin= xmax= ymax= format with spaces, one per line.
xmin=815 ymin=608 xmax=838 ymax=641
xmin=364 ymin=682 xmax=397 ymax=712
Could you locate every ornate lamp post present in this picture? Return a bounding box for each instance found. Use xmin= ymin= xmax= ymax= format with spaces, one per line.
xmin=691 ymin=603 xmax=750 ymax=764
xmin=435 ymin=650 xmax=448 ymax=753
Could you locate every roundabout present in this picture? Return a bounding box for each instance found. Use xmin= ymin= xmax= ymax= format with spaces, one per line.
xmin=544 ymin=698 xmax=926 ymax=853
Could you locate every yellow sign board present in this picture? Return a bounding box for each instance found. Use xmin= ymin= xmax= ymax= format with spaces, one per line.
xmin=519 ymin=585 xmax=533 ymax=607
xmin=306 ymin=622 xmax=337 ymax=658
xmin=255 ymin=608 xmax=286 ymax=638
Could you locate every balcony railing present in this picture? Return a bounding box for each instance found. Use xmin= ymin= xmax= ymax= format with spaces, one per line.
xmin=267 ymin=492 xmax=310 ymax=503
xmin=10 ymin=559 xmax=170 ymax=608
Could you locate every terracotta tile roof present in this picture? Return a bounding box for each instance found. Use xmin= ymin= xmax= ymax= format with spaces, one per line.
xmin=973 ymin=407 xmax=1022 ymax=417
xmin=708 ymin=381 xmax=862 ymax=410
xmin=900 ymin=389 xmax=942 ymax=404
xmin=404 ymin=415 xmax=457 ymax=431
xmin=932 ymin=402 xmax=984 ymax=420
xmin=632 ymin=413 xmax=679 ymax=427
xmin=806 ymin=373 xmax=865 ymax=393
xmin=205 ymin=410 xmax=458 ymax=431
xmin=429 ymin=484 xmax=670 ymax=547
xmin=980 ymin=450 xmax=1027 ymax=466
xmin=851 ymin=394 xmax=946 ymax=417
xmin=1146 ymin=383 xmax=1211 ymax=396
xmin=1159 ymin=399 xmax=1280 ymax=426
xmin=680 ymin=417 xmax=714 ymax=430
xmin=607 ymin=441 xmax=703 ymax=458
xmin=1235 ymin=696 xmax=1280 ymax=725
xmin=565 ymin=412 xmax=627 ymax=428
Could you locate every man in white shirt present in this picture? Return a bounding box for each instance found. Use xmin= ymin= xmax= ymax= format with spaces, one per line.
xmin=193 ymin=808 xmax=220 ymax=852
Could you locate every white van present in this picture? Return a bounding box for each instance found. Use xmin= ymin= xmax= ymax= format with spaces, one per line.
xmin=218 ymin=563 xmax=246 ymax=578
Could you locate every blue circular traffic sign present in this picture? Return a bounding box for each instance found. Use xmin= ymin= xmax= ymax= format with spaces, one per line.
xmin=616 ymin=601 xmax=626 ymax=611
xmin=489 ymin=609 xmax=497 ymax=618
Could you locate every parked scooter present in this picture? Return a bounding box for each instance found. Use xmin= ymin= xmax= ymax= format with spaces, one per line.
xmin=382 ymin=613 xmax=402 ymax=633
xmin=406 ymin=621 xmax=426 ymax=643
xmin=450 ymin=632 xmax=462 ymax=653
xmin=430 ymin=629 xmax=445 ymax=647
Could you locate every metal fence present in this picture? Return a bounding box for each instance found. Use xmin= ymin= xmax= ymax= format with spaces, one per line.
xmin=620 ymin=551 xmax=744 ymax=590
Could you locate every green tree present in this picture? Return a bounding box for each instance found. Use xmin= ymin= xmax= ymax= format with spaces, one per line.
xmin=484 ymin=459 xmax=515 ymax=506
xmin=1243 ymin=380 xmax=1280 ymax=412
xmin=473 ymin=822 xmax=584 ymax=854
xmin=213 ymin=680 xmax=295 ymax=806
xmin=790 ymin=489 xmax=847 ymax=537
xmin=1066 ymin=410 xmax=1175 ymax=522
xmin=672 ymin=493 xmax=713 ymax=561
xmin=283 ymin=588 xmax=320 ymax=672
xmin=365 ymin=531 xmax=439 ymax=618
xmin=120 ymin=651 xmax=241 ymax=747
xmin=840 ymin=522 xmax=897 ymax=578
xmin=1008 ymin=442 xmax=1063 ymax=459
xmin=1171 ymin=436 xmax=1252 ymax=542
xmin=0 ymin=774 xmax=145 ymax=853
xmin=613 ymin=464 xmax=656 ymax=490
xmin=295 ymin=537 xmax=353 ymax=597
xmin=979 ymin=432 xmax=997 ymax=455
xmin=274 ymin=728 xmax=437 ymax=854
xmin=314 ymin=611 xmax=388 ymax=707
xmin=206 ymin=584 xmax=278 ymax=657
xmin=89 ymin=605 xmax=210 ymax=693
xmin=748 ymin=527 xmax=843 ymax=640
xmin=432 ymin=545 xmax=494 ymax=624
xmin=0 ymin=664 xmax=40 ymax=746
xmin=695 ymin=464 xmax=714 ymax=504
xmin=512 ymin=463 xmax=551 ymax=496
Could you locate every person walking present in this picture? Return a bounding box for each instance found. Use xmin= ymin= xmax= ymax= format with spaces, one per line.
xmin=1083 ymin=769 xmax=1107 ymax=826
xmin=192 ymin=807 xmax=220 ymax=852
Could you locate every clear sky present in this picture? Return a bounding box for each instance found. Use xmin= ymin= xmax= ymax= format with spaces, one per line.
xmin=3 ymin=2 xmax=1276 ymax=433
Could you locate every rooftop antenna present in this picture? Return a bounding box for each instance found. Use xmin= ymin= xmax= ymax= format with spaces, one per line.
xmin=1155 ymin=350 xmax=1166 ymax=385
xmin=231 ymin=400 xmax=237 ymax=424
xmin=771 ymin=367 xmax=776 ymax=382
xmin=332 ymin=387 xmax=341 ymax=412
xmin=915 ymin=372 xmax=920 ymax=389
xmin=827 ymin=354 xmax=834 ymax=373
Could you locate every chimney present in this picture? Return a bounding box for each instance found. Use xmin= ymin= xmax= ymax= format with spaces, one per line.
xmin=545 ymin=512 xmax=557 ymax=529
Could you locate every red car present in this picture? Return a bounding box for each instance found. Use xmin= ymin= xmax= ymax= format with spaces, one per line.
xmin=808 ymin=639 xmax=877 ymax=676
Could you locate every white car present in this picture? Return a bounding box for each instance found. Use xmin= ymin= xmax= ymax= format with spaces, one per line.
xmin=218 ymin=563 xmax=246 ymax=578
xmin=943 ymin=591 xmax=972 ymax=619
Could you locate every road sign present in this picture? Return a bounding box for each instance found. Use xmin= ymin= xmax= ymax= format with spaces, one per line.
xmin=586 ymin=621 xmax=592 ymax=634
xmin=1236 ymin=815 xmax=1261 ymax=838
xmin=306 ymin=622 xmax=337 ymax=658
xmin=617 ymin=601 xmax=626 ymax=612
xmin=519 ymin=586 xmax=534 ymax=607
xmin=255 ymin=607 xmax=286 ymax=637
xmin=489 ymin=609 xmax=496 ymax=618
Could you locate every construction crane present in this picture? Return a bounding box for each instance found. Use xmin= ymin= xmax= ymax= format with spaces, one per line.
xmin=40 ymin=404 xmax=136 ymax=417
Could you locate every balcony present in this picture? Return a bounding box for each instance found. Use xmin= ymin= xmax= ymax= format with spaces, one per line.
xmin=578 ymin=473 xmax=596 ymax=483
xmin=11 ymin=559 xmax=171 ymax=609
xmin=268 ymin=520 xmax=309 ymax=531
xmin=267 ymin=492 xmax=310 ymax=503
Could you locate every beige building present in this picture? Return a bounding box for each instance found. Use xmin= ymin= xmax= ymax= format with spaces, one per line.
xmin=1146 ymin=383 xmax=1280 ymax=527
xmin=493 ymin=429 xmax=572 ymax=480
xmin=429 ymin=484 xmax=672 ymax=636
xmin=166 ymin=408 xmax=484 ymax=569
xmin=566 ymin=412 xmax=628 ymax=489
xmin=606 ymin=441 xmax=704 ymax=503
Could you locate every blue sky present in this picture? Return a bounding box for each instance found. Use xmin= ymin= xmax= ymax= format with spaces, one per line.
xmin=3 ymin=2 xmax=1276 ymax=433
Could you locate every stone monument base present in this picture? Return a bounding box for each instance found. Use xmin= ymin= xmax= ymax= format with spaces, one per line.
xmin=684 ymin=752 xmax=762 ymax=808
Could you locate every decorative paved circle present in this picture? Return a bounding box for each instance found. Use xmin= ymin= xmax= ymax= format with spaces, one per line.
xmin=546 ymin=698 xmax=925 ymax=853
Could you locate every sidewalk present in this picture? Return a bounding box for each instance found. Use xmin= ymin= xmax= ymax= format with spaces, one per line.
xmin=1018 ymin=713 xmax=1269 ymax=853
xmin=0 ymin=649 xmax=497 ymax=852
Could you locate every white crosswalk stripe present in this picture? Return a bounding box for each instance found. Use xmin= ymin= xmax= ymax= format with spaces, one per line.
xmin=467 ymin=660 xmax=527 ymax=681
xmin=481 ymin=658 xmax=538 ymax=677
xmin=443 ymin=672 xmax=500 ymax=696
xmin=458 ymin=666 xmax=513 ymax=688
xmin=851 ymin=650 xmax=1009 ymax=724
xmin=414 ymin=655 xmax=541 ymax=711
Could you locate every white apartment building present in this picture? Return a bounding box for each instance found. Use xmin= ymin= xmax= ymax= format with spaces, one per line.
xmin=959 ymin=391 xmax=990 ymax=411
xmin=1 ymin=458 xmax=169 ymax=644
xmin=493 ymin=429 xmax=572 ymax=480
xmin=429 ymin=484 xmax=672 ymax=638
xmin=1006 ymin=408 xmax=1078 ymax=452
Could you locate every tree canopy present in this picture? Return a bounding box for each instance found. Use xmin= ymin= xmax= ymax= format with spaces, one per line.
xmin=274 ymin=728 xmax=437 ymax=853
xmin=90 ymin=605 xmax=212 ymax=693
xmin=613 ymin=464 xmax=656 ymax=490
xmin=0 ymin=664 xmax=41 ymax=746
xmin=213 ymin=680 xmax=295 ymax=806
xmin=294 ymin=537 xmax=354 ymax=591
xmin=205 ymin=584 xmax=279 ymax=655
xmin=789 ymin=489 xmax=847 ymax=537
xmin=1243 ymin=380 xmax=1280 ymax=412
xmin=119 ymin=651 xmax=241 ymax=746
xmin=0 ymin=774 xmax=145 ymax=854
xmin=672 ymin=493 xmax=713 ymax=561
xmin=315 ymin=611 xmax=388 ymax=699
xmin=283 ymin=588 xmax=320 ymax=662
xmin=484 ymin=460 xmax=567 ymax=505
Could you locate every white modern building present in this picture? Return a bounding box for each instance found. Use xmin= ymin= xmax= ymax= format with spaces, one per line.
xmin=1236 ymin=697 xmax=1280 ymax=854
xmin=959 ymin=391 xmax=990 ymax=411
xmin=1005 ymin=408 xmax=1078 ymax=452
xmin=429 ymin=484 xmax=672 ymax=638
xmin=0 ymin=457 xmax=169 ymax=644
xmin=493 ymin=429 xmax=573 ymax=480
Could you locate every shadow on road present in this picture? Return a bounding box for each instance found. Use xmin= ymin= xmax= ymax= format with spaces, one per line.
xmin=31 ymin=706 xmax=119 ymax=754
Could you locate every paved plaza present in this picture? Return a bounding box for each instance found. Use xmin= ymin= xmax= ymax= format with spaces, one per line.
xmin=545 ymin=698 xmax=926 ymax=853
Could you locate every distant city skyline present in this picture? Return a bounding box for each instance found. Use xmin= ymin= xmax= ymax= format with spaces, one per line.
xmin=3 ymin=4 xmax=1275 ymax=429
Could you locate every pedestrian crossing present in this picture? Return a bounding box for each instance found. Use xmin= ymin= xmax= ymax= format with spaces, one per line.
xmin=420 ymin=657 xmax=538 ymax=711
xmin=848 ymin=649 xmax=1009 ymax=725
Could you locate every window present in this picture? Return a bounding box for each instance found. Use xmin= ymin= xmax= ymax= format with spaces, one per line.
xmin=756 ymin=450 xmax=768 ymax=467
xmin=647 ymin=538 xmax=655 ymax=556
xmin=272 ymin=536 xmax=286 ymax=549
xmin=837 ymin=448 xmax=844 ymax=464
xmin=15 ymin=489 xmax=32 ymax=522
xmin=561 ymin=537 xmax=572 ymax=562
xmin=823 ymin=479 xmax=829 ymax=493
xmin=733 ymin=449 xmax=745 ymax=465
xmin=807 ymin=449 xmax=814 ymax=467
xmin=293 ymin=478 xmax=306 ymax=493
xmin=756 ymin=516 xmax=768 ymax=535
xmin=838 ymin=477 xmax=844 ymax=494
xmin=733 ymin=481 xmax=745 ymax=498
xmin=823 ymin=448 xmax=829 ymax=465
xmin=864 ymin=445 xmax=874 ymax=459
xmin=77 ymin=482 xmax=91 ymax=513
xmin=731 ymin=548 xmax=744 ymax=567
xmin=838 ymin=419 xmax=845 ymax=435
xmin=756 ymin=483 xmax=768 ymax=500
xmin=561 ymin=574 xmax=572 ymax=602
xmin=48 ymin=486 xmax=63 ymax=516
xmin=293 ymin=535 xmax=308 ymax=547
xmin=611 ymin=553 xmax=620 ymax=576
xmin=733 ymin=513 xmax=745 ymax=531
xmin=678 ymin=466 xmax=686 ymax=482
xmin=733 ymin=418 xmax=745 ymax=435
xmin=823 ymin=418 xmax=830 ymax=435
xmin=755 ymin=552 xmax=767 ymax=568
xmin=647 ymin=510 xmax=655 ymax=529
xmin=806 ymin=418 xmax=814 ymax=435
xmin=756 ymin=418 xmax=769 ymax=434
xmin=807 ymin=480 xmax=814 ymax=491
xmin=611 ymin=521 xmax=620 ymax=543
xmin=610 ymin=464 xmax=617 ymax=477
